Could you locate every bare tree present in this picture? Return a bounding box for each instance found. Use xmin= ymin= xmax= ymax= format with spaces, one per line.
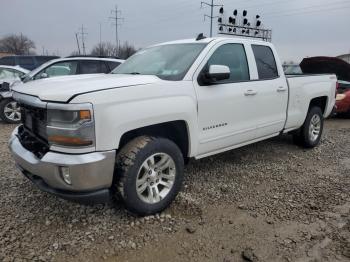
xmin=90 ymin=42 xmax=118 ymax=57
xmin=0 ymin=34 xmax=36 ymax=55
xmin=90 ymin=41 xmax=137 ymax=59
xmin=69 ymin=50 xmax=81 ymax=56
xmin=118 ymin=41 xmax=137 ymax=59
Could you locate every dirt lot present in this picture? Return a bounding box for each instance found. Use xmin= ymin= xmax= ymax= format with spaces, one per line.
xmin=0 ymin=118 xmax=349 ymax=262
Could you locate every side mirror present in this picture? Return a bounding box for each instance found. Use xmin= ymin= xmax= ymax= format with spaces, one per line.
xmin=204 ymin=65 xmax=230 ymax=84
xmin=39 ymin=72 xmax=48 ymax=79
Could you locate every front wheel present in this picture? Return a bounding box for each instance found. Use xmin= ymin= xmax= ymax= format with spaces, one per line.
xmin=115 ymin=136 xmax=184 ymax=216
xmin=293 ymin=107 xmax=324 ymax=148
xmin=0 ymin=99 xmax=21 ymax=124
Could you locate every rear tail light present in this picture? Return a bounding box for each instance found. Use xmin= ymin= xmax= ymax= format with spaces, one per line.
xmin=335 ymin=81 xmax=339 ymax=98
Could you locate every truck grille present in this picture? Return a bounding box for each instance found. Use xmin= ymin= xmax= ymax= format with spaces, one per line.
xmin=17 ymin=104 xmax=49 ymax=158
xmin=21 ymin=104 xmax=48 ymax=141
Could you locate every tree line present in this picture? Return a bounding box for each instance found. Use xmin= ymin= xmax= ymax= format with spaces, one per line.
xmin=0 ymin=34 xmax=137 ymax=59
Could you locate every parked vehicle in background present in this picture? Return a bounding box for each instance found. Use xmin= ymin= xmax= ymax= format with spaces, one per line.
xmin=0 ymin=57 xmax=124 ymax=124
xmin=0 ymin=65 xmax=29 ymax=87
xmin=9 ymin=36 xmax=337 ymax=215
xmin=0 ymin=66 xmax=29 ymax=123
xmin=300 ymin=56 xmax=350 ymax=116
xmin=21 ymin=57 xmax=124 ymax=83
xmin=0 ymin=55 xmax=59 ymax=71
xmin=335 ymin=80 xmax=350 ymax=117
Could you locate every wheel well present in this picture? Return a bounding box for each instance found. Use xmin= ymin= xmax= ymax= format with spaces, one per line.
xmin=119 ymin=121 xmax=190 ymax=159
xmin=309 ymin=96 xmax=327 ymax=114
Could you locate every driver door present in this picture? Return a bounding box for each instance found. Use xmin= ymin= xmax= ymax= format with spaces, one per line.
xmin=193 ymin=42 xmax=259 ymax=156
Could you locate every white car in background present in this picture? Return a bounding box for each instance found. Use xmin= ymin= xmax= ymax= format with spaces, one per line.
xmin=0 ymin=65 xmax=29 ymax=86
xmin=0 ymin=57 xmax=124 ymax=123
xmin=0 ymin=66 xmax=29 ymax=123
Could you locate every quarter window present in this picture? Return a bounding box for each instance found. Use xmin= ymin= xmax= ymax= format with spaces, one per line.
xmin=252 ymin=45 xmax=279 ymax=79
xmin=107 ymin=61 xmax=121 ymax=71
xmin=206 ymin=44 xmax=250 ymax=83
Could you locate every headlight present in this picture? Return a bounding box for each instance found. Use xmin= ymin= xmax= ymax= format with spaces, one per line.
xmin=336 ymin=94 xmax=346 ymax=101
xmin=46 ymin=103 xmax=95 ymax=148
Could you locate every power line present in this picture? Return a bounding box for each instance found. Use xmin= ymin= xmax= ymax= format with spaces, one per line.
xmin=263 ymin=0 xmax=350 ymax=16
xmin=267 ymin=5 xmax=350 ymax=19
xmin=201 ymin=0 xmax=223 ymax=37
xmin=109 ymin=5 xmax=124 ymax=54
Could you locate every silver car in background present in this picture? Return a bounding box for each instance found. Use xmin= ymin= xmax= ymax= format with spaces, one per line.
xmin=0 ymin=57 xmax=124 ymax=123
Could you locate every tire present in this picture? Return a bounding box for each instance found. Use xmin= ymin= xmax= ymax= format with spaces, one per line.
xmin=0 ymin=99 xmax=21 ymax=124
xmin=293 ymin=107 xmax=324 ymax=148
xmin=115 ymin=136 xmax=184 ymax=216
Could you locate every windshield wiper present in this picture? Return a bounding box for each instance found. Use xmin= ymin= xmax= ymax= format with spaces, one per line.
xmin=129 ymin=72 xmax=141 ymax=75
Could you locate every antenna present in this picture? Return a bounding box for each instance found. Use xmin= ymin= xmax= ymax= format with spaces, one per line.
xmin=196 ymin=33 xmax=207 ymax=41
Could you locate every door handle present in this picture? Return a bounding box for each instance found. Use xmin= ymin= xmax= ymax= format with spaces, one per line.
xmin=244 ymin=89 xmax=257 ymax=96
xmin=277 ymin=86 xmax=287 ymax=92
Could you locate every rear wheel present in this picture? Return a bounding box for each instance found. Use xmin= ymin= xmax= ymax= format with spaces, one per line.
xmin=0 ymin=99 xmax=21 ymax=124
xmin=115 ymin=136 xmax=184 ymax=216
xmin=293 ymin=107 xmax=324 ymax=148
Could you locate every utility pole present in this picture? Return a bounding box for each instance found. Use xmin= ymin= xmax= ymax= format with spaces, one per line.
xmin=99 ymin=23 xmax=103 ymax=56
xmin=75 ymin=33 xmax=81 ymax=55
xmin=99 ymin=22 xmax=102 ymax=46
xmin=201 ymin=0 xmax=223 ymax=37
xmin=78 ymin=25 xmax=87 ymax=55
xmin=109 ymin=5 xmax=124 ymax=55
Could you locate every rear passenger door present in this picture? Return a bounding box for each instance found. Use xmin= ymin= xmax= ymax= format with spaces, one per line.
xmin=248 ymin=44 xmax=288 ymax=138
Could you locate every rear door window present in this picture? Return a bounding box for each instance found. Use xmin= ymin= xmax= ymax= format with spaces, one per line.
xmin=252 ymin=45 xmax=279 ymax=79
xmin=79 ymin=60 xmax=104 ymax=74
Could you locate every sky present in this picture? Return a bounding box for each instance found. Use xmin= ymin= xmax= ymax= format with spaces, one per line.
xmin=1 ymin=0 xmax=349 ymax=62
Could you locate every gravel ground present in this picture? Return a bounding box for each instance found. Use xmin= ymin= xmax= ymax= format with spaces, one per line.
xmin=0 ymin=118 xmax=349 ymax=262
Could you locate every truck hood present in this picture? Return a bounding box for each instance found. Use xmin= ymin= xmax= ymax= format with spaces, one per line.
xmin=12 ymin=74 xmax=160 ymax=102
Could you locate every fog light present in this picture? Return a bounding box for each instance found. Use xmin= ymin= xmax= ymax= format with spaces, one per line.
xmin=60 ymin=166 xmax=72 ymax=185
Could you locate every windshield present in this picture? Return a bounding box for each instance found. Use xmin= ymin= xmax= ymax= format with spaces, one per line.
xmin=112 ymin=43 xmax=207 ymax=81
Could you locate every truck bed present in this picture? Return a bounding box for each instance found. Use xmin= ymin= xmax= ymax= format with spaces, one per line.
xmin=284 ymin=74 xmax=337 ymax=132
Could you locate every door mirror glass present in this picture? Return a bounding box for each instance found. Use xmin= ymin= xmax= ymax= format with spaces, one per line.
xmin=205 ymin=65 xmax=230 ymax=83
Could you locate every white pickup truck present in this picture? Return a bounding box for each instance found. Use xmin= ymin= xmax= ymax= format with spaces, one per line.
xmin=9 ymin=36 xmax=337 ymax=215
